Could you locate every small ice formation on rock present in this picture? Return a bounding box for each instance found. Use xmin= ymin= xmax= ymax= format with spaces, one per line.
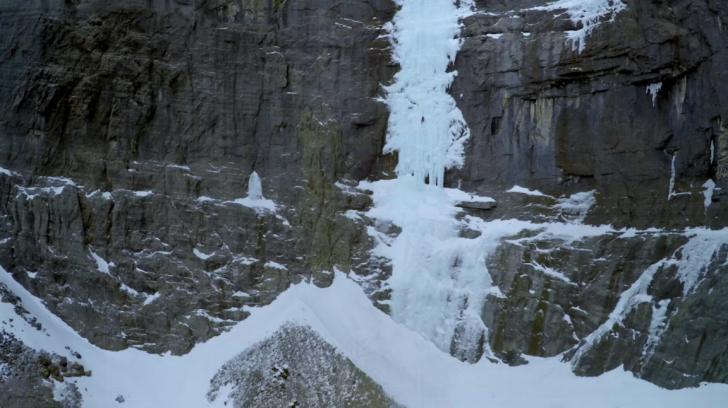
xmin=247 ymin=171 xmax=264 ymax=200
xmin=230 ymin=171 xmax=277 ymax=212
xmin=532 ymin=0 xmax=627 ymax=52
xmin=646 ymin=82 xmax=662 ymax=107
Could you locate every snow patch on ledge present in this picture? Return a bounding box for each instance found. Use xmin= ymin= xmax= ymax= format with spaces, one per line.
xmin=507 ymin=185 xmax=553 ymax=198
xmin=556 ymin=191 xmax=596 ymax=222
xmin=527 ymin=261 xmax=575 ymax=285
xmin=264 ymin=261 xmax=288 ymax=271
xmin=228 ymin=196 xmax=277 ymax=212
xmin=132 ymin=190 xmax=154 ymax=198
xmin=193 ymin=248 xmax=213 ymax=260
xmin=196 ymin=196 xmax=217 ymax=203
xmin=89 ymin=250 xmax=112 ymax=275
xmin=142 ymin=292 xmax=161 ymax=306
xmin=0 ymin=166 xmax=20 ymax=177
xmin=445 ymin=187 xmax=495 ymax=204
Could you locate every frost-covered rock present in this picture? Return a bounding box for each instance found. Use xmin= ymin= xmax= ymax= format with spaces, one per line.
xmin=0 ymin=332 xmax=82 ymax=408
xmin=208 ymin=324 xmax=398 ymax=408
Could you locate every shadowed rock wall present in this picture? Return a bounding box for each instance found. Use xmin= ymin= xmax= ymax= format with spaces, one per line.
xmin=0 ymin=0 xmax=394 ymax=353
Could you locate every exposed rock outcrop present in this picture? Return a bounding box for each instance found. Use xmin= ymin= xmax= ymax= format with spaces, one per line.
xmin=208 ymin=323 xmax=398 ymax=408
xmin=1 ymin=331 xmax=83 ymax=408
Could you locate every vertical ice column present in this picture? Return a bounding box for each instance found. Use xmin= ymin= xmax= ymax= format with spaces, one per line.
xmin=378 ymin=0 xmax=489 ymax=360
xmin=385 ymin=0 xmax=471 ymax=187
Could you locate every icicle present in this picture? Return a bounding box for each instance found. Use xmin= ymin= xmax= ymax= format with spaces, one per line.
xmin=667 ymin=153 xmax=692 ymax=200
xmin=703 ymin=179 xmax=716 ymax=210
xmin=668 ymin=154 xmax=677 ymax=200
xmin=646 ymin=82 xmax=662 ymax=107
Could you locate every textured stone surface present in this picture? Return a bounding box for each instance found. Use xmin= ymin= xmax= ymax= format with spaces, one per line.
xmin=453 ymin=0 xmax=728 ymax=229
xmin=484 ymin=229 xmax=728 ymax=388
xmin=0 ymin=0 xmax=394 ymax=354
xmin=208 ymin=323 xmax=398 ymax=408
xmin=0 ymin=331 xmax=83 ymax=408
xmin=445 ymin=0 xmax=728 ymax=388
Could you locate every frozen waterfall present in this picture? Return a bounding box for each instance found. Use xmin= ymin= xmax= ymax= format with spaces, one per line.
xmin=365 ymin=0 xmax=492 ymax=360
xmin=384 ymin=0 xmax=471 ymax=187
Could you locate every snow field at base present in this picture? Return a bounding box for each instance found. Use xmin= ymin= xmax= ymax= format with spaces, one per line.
xmin=506 ymin=185 xmax=552 ymax=198
xmin=2 ymin=266 xmax=728 ymax=408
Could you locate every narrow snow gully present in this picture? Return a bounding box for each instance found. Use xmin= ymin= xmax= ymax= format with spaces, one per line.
xmin=362 ymin=0 xmax=493 ymax=360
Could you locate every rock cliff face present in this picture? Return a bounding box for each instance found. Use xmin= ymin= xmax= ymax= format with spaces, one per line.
xmin=0 ymin=0 xmax=727 ymax=405
xmin=454 ymin=0 xmax=728 ymax=229
xmin=451 ymin=0 xmax=728 ymax=389
xmin=0 ymin=0 xmax=393 ymax=354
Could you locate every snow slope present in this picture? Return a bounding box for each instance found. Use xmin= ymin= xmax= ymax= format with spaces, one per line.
xmin=2 ymin=266 xmax=727 ymax=408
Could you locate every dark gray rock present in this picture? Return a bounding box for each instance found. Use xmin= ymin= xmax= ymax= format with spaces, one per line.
xmin=0 ymin=0 xmax=396 ymax=354
xmin=452 ymin=0 xmax=728 ymax=229
xmin=436 ymin=0 xmax=728 ymax=388
xmin=456 ymin=200 xmax=497 ymax=211
xmin=484 ymin=229 xmax=728 ymax=389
